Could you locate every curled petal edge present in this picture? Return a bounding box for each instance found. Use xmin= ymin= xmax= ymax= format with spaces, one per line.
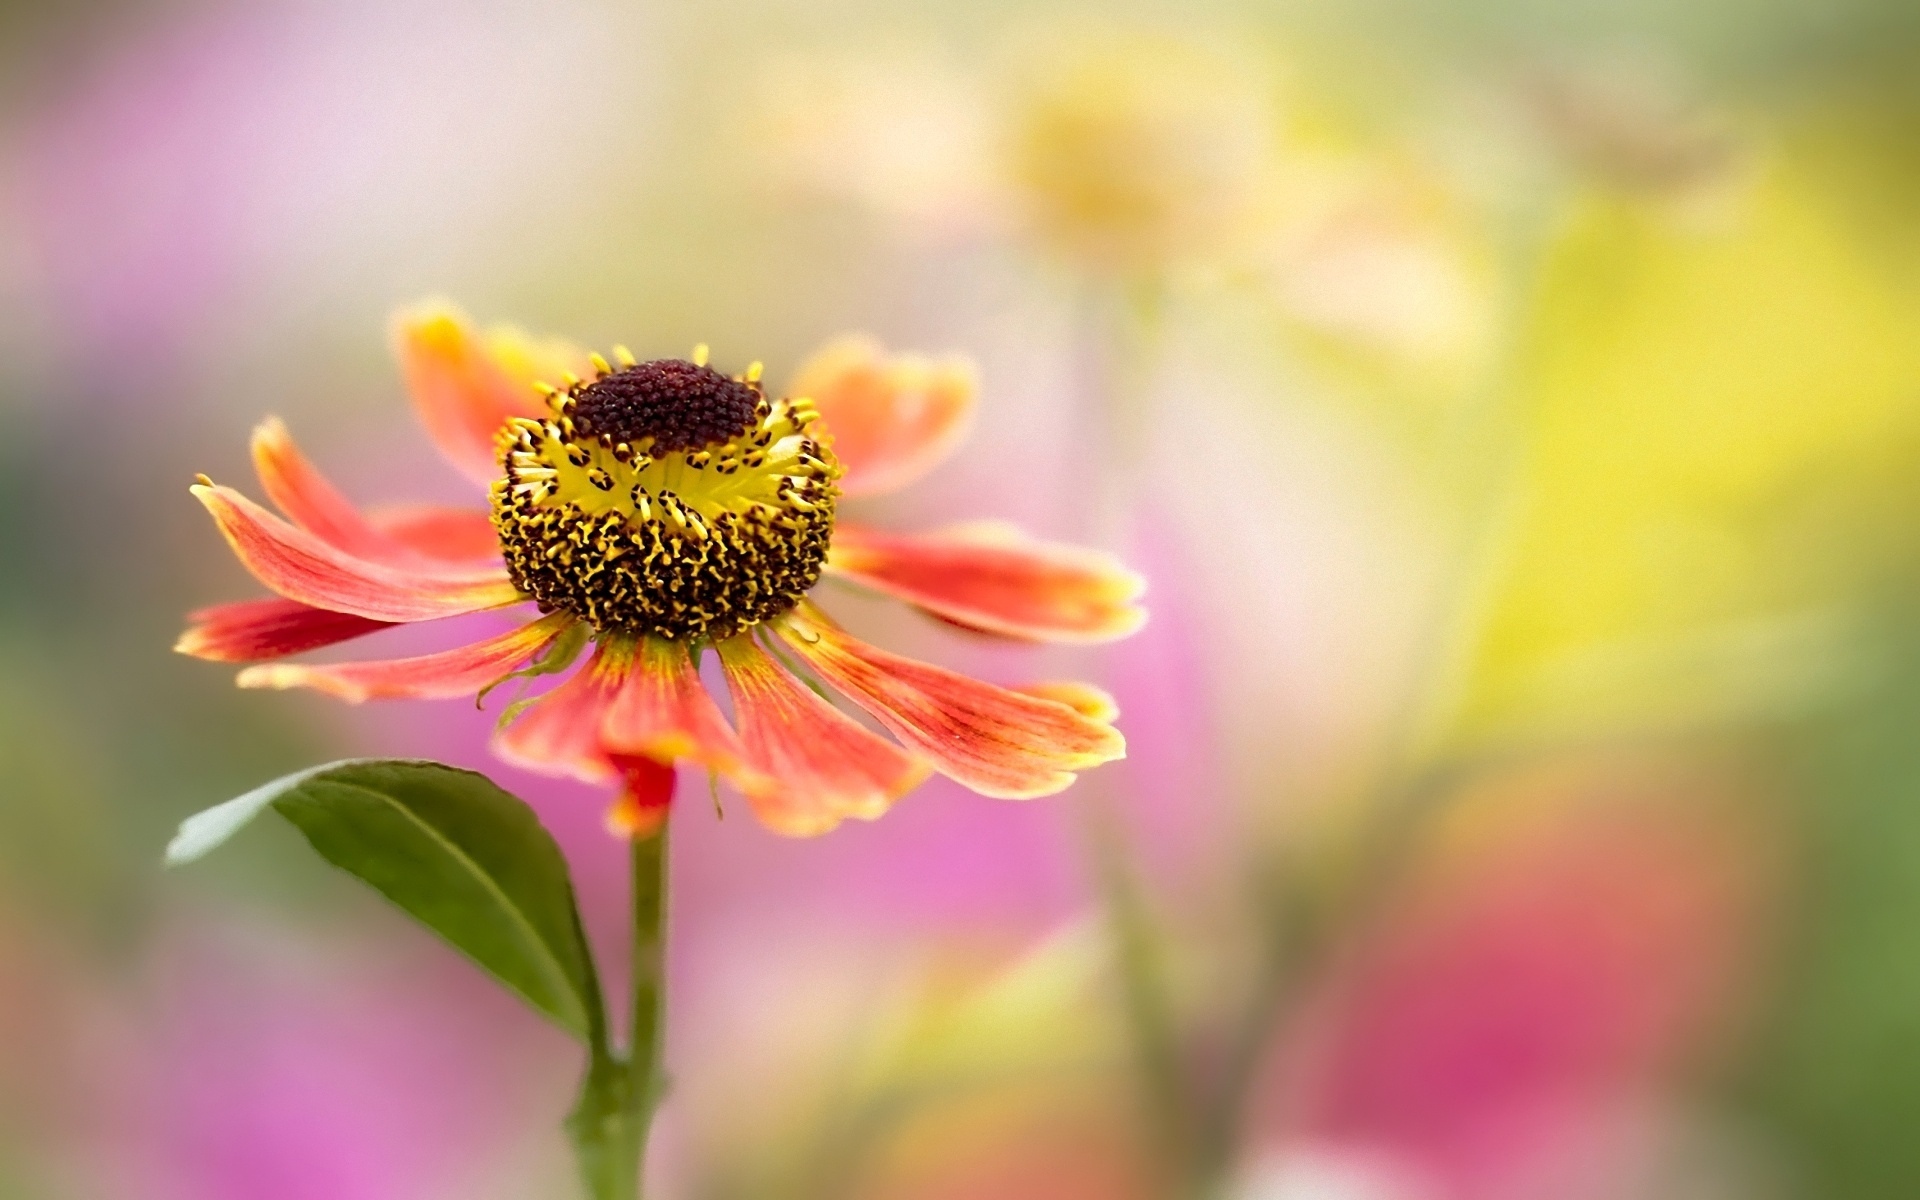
xmin=176 ymin=597 xmax=395 ymax=663
xmin=192 ymin=482 xmax=521 ymax=623
xmin=491 ymin=640 xmax=629 ymax=787
xmin=392 ymin=301 xmax=586 ymax=487
xmin=235 ymin=613 xmax=575 ymax=703
xmin=827 ymin=520 xmax=1146 ymax=643
xmin=789 ymin=335 xmax=977 ymax=498
xmin=250 ymin=418 xmax=423 ymax=566
xmin=773 ymin=604 xmax=1123 ymax=800
xmin=602 ymin=638 xmax=762 ymax=793
xmin=717 ymin=633 xmax=930 ymax=836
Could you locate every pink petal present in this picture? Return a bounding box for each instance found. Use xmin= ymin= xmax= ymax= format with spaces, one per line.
xmin=235 ymin=613 xmax=574 ymax=703
xmin=715 ymin=633 xmax=930 ymax=836
xmin=829 ymin=521 xmax=1146 ymax=643
xmin=176 ymin=597 xmax=395 ymax=663
xmin=367 ymin=505 xmax=502 ymax=564
xmin=250 ymin=417 xmax=419 ymax=565
xmin=492 ymin=640 xmax=628 ymax=786
xmin=772 ymin=604 xmax=1124 ymax=799
xmin=601 ymin=638 xmax=759 ymax=788
xmin=392 ymin=301 xmax=586 ymax=487
xmin=192 ymin=483 xmax=521 ymax=623
xmin=789 ymin=335 xmax=976 ymax=497
xmin=1013 ymin=681 xmax=1121 ymax=723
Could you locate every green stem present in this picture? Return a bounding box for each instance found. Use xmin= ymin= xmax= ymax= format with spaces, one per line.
xmin=567 ymin=1050 xmax=640 ymax=1200
xmin=1186 ymin=205 xmax=1557 ymax=1196
xmin=1083 ymin=799 xmax=1196 ymax=1183
xmin=1068 ymin=273 xmax=1193 ymax=1185
xmin=568 ymin=824 xmax=671 ymax=1200
xmin=628 ymin=825 xmax=671 ymax=1152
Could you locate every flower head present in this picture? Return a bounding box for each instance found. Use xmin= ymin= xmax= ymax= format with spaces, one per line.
xmin=492 ymin=350 xmax=835 ymax=643
xmin=180 ymin=304 xmax=1142 ymax=837
xmin=1002 ymin=30 xmax=1277 ymax=273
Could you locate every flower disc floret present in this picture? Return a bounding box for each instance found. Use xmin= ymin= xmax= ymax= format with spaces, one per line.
xmin=569 ymin=359 xmax=763 ymax=453
xmin=490 ymin=351 xmax=841 ymax=642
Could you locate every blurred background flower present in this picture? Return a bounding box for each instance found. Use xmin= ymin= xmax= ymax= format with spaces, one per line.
xmin=2 ymin=0 xmax=1917 ymax=1195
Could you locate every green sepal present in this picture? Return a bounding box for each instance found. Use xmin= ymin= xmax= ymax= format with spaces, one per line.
xmin=479 ymin=619 xmax=591 ymax=712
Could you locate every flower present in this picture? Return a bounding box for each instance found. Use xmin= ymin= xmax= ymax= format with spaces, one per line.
xmin=1248 ymin=758 xmax=1763 ymax=1198
xmin=179 ymin=304 xmax=1142 ymax=838
xmin=1001 ymin=29 xmax=1278 ymax=273
xmin=744 ymin=30 xmax=1497 ymax=386
xmin=740 ymin=26 xmax=1280 ymax=276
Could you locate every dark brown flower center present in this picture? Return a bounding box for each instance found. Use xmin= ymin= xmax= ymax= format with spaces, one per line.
xmin=489 ymin=354 xmax=840 ymax=642
xmin=569 ymin=361 xmax=761 ymax=454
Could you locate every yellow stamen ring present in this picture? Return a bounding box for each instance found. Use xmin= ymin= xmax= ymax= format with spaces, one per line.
xmin=490 ymin=355 xmax=842 ymax=641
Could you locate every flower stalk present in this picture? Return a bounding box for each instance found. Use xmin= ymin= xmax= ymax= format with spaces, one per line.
xmin=1084 ymin=800 xmax=1195 ymax=1177
xmin=568 ymin=823 xmax=671 ymax=1200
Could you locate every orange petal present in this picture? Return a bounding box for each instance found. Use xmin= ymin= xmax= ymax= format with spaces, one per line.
xmin=235 ymin=613 xmax=574 ymax=703
xmin=773 ymin=605 xmax=1125 ymax=799
xmin=601 ymin=638 xmax=759 ymax=787
xmin=250 ymin=418 xmax=419 ymax=565
xmin=493 ymin=640 xmax=630 ymax=786
xmin=788 ymin=335 xmax=976 ymax=497
xmin=827 ymin=521 xmax=1146 ymax=643
xmin=1014 ymin=681 xmax=1121 ymax=723
xmin=392 ymin=301 xmax=587 ymax=487
xmin=715 ymin=633 xmax=931 ymax=836
xmin=193 ymin=483 xmax=521 ymax=622
xmin=176 ymin=597 xmax=395 ymax=663
xmin=367 ymin=504 xmax=502 ymax=563
xmin=605 ymin=755 xmax=675 ymax=839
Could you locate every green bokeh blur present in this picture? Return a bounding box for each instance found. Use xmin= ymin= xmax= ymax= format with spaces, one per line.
xmin=1 ymin=0 xmax=1917 ymax=1196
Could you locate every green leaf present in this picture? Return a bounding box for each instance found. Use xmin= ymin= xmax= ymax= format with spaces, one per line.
xmin=167 ymin=759 xmax=605 ymax=1043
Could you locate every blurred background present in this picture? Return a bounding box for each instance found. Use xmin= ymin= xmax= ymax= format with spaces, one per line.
xmin=1 ymin=0 xmax=1917 ymax=1196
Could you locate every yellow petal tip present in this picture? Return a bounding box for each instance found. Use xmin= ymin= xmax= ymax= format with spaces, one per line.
xmin=391 ymin=299 xmax=470 ymax=347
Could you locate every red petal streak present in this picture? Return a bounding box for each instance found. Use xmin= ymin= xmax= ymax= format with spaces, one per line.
xmin=605 ymin=755 xmax=675 ymax=839
xmin=235 ymin=613 xmax=574 ymax=703
xmin=828 ymin=522 xmax=1146 ymax=643
xmin=716 ymin=634 xmax=930 ymax=836
xmin=251 ymin=418 xmax=419 ymax=564
xmin=602 ymin=639 xmax=758 ymax=787
xmin=193 ymin=484 xmax=520 ymax=622
xmin=773 ymin=606 xmax=1125 ymax=800
xmin=789 ymin=335 xmax=976 ymax=498
xmin=393 ymin=302 xmax=585 ymax=487
xmin=368 ymin=505 xmax=502 ymax=563
xmin=176 ymin=597 xmax=394 ymax=663
xmin=493 ymin=641 xmax=630 ymax=786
